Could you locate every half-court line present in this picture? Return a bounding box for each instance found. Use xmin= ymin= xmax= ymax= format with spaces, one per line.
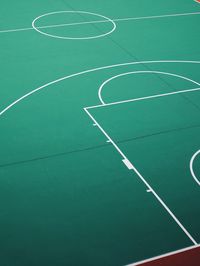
xmin=0 ymin=11 xmax=200 ymax=34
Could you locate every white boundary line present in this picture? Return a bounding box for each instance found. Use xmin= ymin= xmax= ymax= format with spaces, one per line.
xmin=84 ymin=83 xmax=200 ymax=264
xmin=190 ymin=150 xmax=200 ymax=186
xmin=87 ymin=86 xmax=200 ymax=110
xmin=82 ymin=62 xmax=200 ymax=265
xmin=0 ymin=11 xmax=200 ymax=34
xmin=194 ymin=0 xmax=200 ymax=4
xmin=1 ymin=60 xmax=200 ymax=116
xmin=97 ymin=70 xmax=200 ymax=105
xmin=126 ymin=244 xmax=200 ymax=266
xmin=0 ymin=60 xmax=200 ymax=264
xmin=83 ymin=107 xmax=198 ymax=245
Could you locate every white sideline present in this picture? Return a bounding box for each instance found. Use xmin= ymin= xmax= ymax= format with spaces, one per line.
xmin=0 ymin=60 xmax=200 ymax=260
xmin=84 ymin=107 xmax=198 ymax=245
xmin=126 ymin=244 xmax=200 ymax=266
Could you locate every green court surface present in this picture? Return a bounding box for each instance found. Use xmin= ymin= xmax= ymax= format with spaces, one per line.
xmin=0 ymin=1 xmax=200 ymax=265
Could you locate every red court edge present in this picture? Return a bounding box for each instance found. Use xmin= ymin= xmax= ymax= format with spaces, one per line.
xmin=134 ymin=246 xmax=200 ymax=266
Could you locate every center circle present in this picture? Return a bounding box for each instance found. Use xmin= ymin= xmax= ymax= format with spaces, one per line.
xmin=32 ymin=11 xmax=117 ymax=40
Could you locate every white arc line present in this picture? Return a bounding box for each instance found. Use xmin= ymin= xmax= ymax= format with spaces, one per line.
xmin=0 ymin=60 xmax=199 ymax=264
xmin=1 ymin=60 xmax=200 ymax=117
xmin=190 ymin=150 xmax=200 ymax=186
xmin=83 ymin=108 xmax=198 ymax=245
xmin=0 ymin=11 xmax=200 ymax=34
xmin=98 ymin=70 xmax=200 ymax=105
xmin=87 ymin=87 xmax=200 ymax=110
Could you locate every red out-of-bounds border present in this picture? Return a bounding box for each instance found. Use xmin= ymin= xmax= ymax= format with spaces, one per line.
xmin=134 ymin=246 xmax=200 ymax=266
xmin=194 ymin=0 xmax=200 ymax=3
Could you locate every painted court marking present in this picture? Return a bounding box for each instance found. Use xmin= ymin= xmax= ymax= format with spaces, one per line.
xmin=84 ymin=70 xmax=200 ymax=260
xmin=0 ymin=11 xmax=200 ymax=34
xmin=1 ymin=2 xmax=200 ymax=264
xmin=0 ymin=60 xmax=200 ymax=265
xmin=126 ymin=244 xmax=200 ymax=266
xmin=84 ymin=106 xmax=198 ymax=246
xmin=32 ymin=11 xmax=116 ymax=40
xmin=98 ymin=70 xmax=200 ymax=105
xmin=1 ymin=60 xmax=200 ymax=116
xmin=87 ymin=86 xmax=200 ymax=110
xmin=190 ymin=150 xmax=200 ymax=186
xmin=122 ymin=158 xmax=134 ymax=170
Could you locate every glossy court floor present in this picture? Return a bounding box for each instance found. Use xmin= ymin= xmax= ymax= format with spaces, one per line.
xmin=0 ymin=1 xmax=200 ymax=265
